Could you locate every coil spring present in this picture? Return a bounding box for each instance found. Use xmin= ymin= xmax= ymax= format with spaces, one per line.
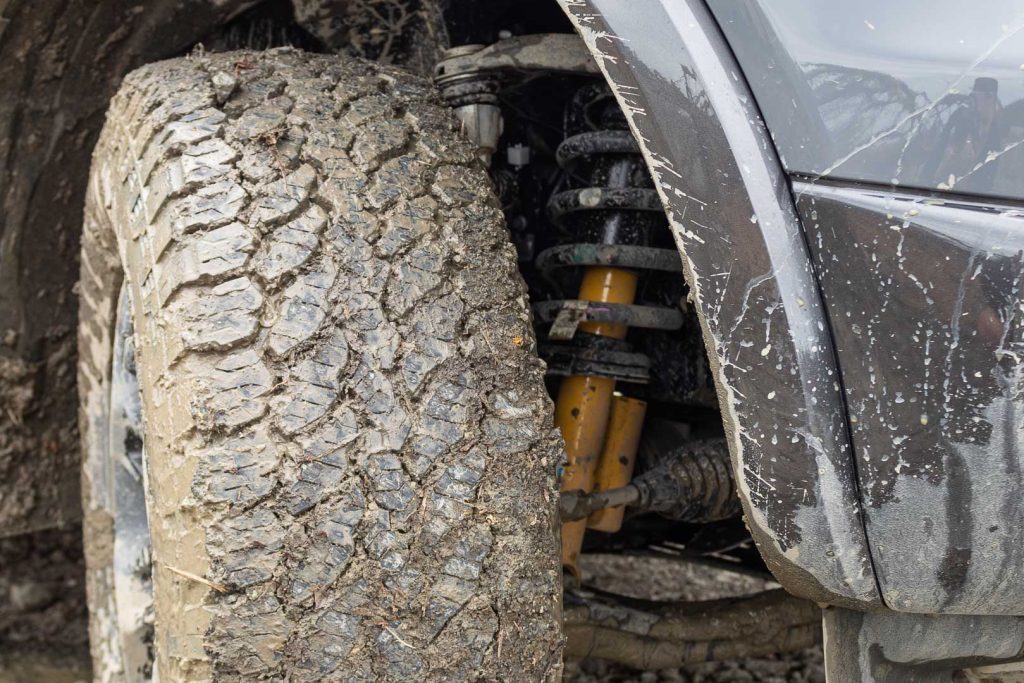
xmin=536 ymin=86 xmax=683 ymax=383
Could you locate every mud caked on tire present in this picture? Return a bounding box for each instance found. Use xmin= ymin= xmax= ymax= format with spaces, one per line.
xmin=78 ymin=49 xmax=562 ymax=681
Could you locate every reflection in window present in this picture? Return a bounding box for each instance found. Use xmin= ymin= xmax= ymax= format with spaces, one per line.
xmin=709 ymin=0 xmax=1024 ymax=201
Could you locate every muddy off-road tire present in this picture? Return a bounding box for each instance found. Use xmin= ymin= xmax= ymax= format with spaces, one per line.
xmin=78 ymin=48 xmax=563 ymax=681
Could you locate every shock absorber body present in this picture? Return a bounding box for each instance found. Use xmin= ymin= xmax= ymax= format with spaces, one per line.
xmin=553 ymin=298 xmax=630 ymax=574
xmin=587 ymin=394 xmax=647 ymax=532
xmin=544 ymin=86 xmax=680 ymax=575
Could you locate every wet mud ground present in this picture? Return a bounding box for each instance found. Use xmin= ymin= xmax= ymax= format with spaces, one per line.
xmin=0 ymin=527 xmax=90 ymax=682
xmin=0 ymin=528 xmax=824 ymax=682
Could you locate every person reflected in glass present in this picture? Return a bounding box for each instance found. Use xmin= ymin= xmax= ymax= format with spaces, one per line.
xmin=932 ymin=77 xmax=1006 ymax=191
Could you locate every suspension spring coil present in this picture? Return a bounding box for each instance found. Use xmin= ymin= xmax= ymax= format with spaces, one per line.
xmin=539 ymin=86 xmax=684 ymax=577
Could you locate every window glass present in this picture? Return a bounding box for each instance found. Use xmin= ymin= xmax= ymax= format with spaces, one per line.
xmin=708 ymin=0 xmax=1024 ymax=201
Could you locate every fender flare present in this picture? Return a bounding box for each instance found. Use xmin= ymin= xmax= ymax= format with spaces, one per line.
xmin=558 ymin=0 xmax=882 ymax=608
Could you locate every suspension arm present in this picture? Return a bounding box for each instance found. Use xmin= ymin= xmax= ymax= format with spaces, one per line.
xmin=560 ymin=485 xmax=641 ymax=522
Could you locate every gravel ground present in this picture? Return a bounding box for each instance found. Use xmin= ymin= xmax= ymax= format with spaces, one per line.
xmin=0 ymin=528 xmax=824 ymax=682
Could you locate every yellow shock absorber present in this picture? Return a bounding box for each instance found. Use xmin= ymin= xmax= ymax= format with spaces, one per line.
xmin=556 ymin=266 xmax=637 ymax=576
xmin=587 ymin=395 xmax=647 ymax=532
